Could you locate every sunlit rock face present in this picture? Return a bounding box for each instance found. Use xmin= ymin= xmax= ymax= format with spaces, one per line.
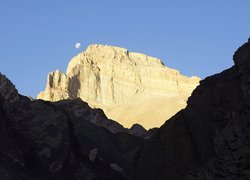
xmin=38 ymin=44 xmax=200 ymax=129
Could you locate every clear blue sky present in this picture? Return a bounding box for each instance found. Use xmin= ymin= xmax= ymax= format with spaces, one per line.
xmin=0 ymin=0 xmax=250 ymax=97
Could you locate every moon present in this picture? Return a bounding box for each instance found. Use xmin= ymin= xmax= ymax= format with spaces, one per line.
xmin=75 ymin=43 xmax=81 ymax=49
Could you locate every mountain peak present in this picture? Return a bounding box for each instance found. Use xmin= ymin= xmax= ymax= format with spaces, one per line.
xmin=0 ymin=73 xmax=19 ymax=103
xmin=38 ymin=44 xmax=200 ymax=129
xmin=75 ymin=44 xmax=165 ymax=68
xmin=86 ymin=44 xmax=129 ymax=54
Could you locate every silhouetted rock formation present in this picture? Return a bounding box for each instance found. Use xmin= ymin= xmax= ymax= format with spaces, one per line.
xmin=53 ymin=98 xmax=126 ymax=134
xmin=0 ymin=72 xmax=19 ymax=103
xmin=135 ymin=40 xmax=250 ymax=179
xmin=0 ymin=74 xmax=144 ymax=180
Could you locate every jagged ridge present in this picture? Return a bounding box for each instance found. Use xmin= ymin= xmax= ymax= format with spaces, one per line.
xmin=135 ymin=39 xmax=250 ymax=179
xmin=0 ymin=73 xmax=145 ymax=180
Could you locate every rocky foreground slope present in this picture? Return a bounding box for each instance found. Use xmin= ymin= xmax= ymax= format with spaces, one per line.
xmin=0 ymin=73 xmax=146 ymax=180
xmin=37 ymin=44 xmax=200 ymax=129
xmin=135 ymin=39 xmax=250 ymax=179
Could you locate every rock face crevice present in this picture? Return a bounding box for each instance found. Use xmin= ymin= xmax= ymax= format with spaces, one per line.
xmin=38 ymin=44 xmax=200 ymax=129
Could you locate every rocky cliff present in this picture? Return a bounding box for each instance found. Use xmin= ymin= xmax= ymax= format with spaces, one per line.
xmin=37 ymin=44 xmax=200 ymax=129
xmin=0 ymin=73 xmax=146 ymax=180
xmin=134 ymin=39 xmax=250 ymax=179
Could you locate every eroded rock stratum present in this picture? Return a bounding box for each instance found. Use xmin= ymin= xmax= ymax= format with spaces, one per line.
xmin=38 ymin=44 xmax=200 ymax=129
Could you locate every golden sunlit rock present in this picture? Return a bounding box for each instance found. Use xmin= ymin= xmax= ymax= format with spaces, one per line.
xmin=37 ymin=44 xmax=200 ymax=129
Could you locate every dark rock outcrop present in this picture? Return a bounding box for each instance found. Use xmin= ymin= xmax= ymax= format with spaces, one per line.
xmin=0 ymin=73 xmax=19 ymax=103
xmin=0 ymin=74 xmax=144 ymax=180
xmin=53 ymin=99 xmax=155 ymax=138
xmin=134 ymin=40 xmax=250 ymax=179
xmin=53 ymin=98 xmax=126 ymax=134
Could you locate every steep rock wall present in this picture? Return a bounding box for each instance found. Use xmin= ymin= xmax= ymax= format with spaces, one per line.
xmin=38 ymin=44 xmax=200 ymax=129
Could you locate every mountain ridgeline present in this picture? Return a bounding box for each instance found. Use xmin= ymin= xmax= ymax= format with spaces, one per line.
xmin=0 ymin=39 xmax=249 ymax=179
xmin=37 ymin=44 xmax=200 ymax=129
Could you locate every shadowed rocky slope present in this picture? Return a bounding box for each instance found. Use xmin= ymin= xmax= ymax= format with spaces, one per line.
xmin=0 ymin=73 xmax=145 ymax=180
xmin=134 ymin=40 xmax=250 ymax=179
